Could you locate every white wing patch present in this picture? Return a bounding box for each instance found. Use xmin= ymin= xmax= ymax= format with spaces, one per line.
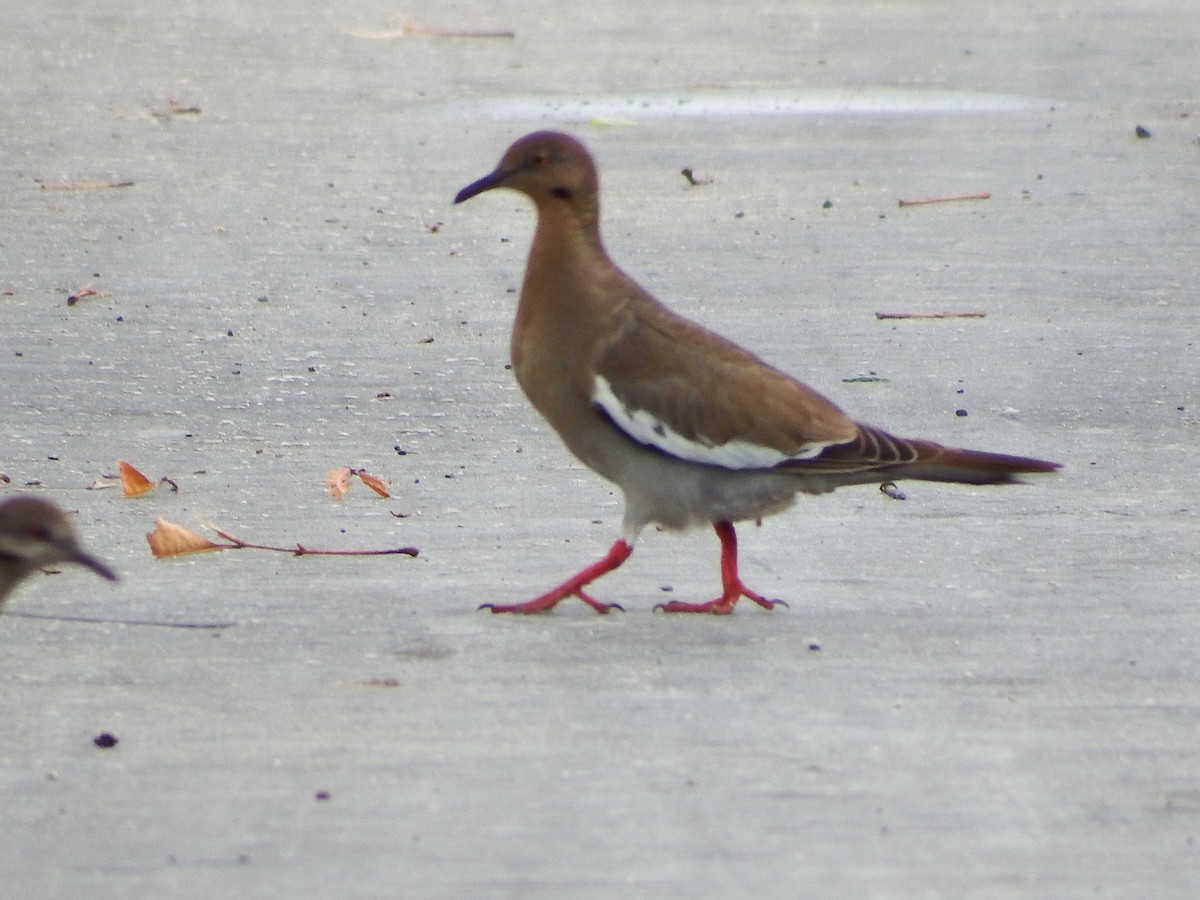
xmin=592 ymin=374 xmax=846 ymax=470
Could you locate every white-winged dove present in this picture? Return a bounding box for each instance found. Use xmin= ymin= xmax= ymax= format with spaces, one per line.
xmin=0 ymin=496 xmax=117 ymax=607
xmin=454 ymin=131 xmax=1059 ymax=614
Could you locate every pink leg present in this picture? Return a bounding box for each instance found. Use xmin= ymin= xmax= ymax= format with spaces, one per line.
xmin=481 ymin=540 xmax=633 ymax=614
xmin=656 ymin=522 xmax=788 ymax=615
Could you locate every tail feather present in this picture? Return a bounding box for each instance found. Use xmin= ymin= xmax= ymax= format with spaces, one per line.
xmin=784 ymin=421 xmax=1060 ymax=485
xmin=896 ymin=440 xmax=1061 ymax=485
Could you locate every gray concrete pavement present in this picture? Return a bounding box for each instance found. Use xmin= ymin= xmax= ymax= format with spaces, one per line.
xmin=2 ymin=2 xmax=1198 ymax=897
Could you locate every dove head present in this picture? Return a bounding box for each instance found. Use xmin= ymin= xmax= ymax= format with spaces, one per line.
xmin=454 ymin=131 xmax=601 ymax=217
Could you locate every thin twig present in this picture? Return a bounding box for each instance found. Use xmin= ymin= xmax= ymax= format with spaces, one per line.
xmin=897 ymin=192 xmax=990 ymax=207
xmin=167 ymin=99 xmax=202 ymax=115
xmin=874 ymin=310 xmax=987 ymax=320
xmin=350 ymin=15 xmax=514 ymax=40
xmin=5 ymin=611 xmax=236 ymax=629
xmin=680 ymin=168 xmax=713 ymax=186
xmin=37 ymin=179 xmax=135 ymax=191
xmin=210 ymin=528 xmax=418 ymax=558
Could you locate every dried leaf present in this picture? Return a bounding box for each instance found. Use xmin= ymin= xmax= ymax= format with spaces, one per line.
xmin=326 ymin=466 xmax=353 ymax=500
xmin=355 ymin=470 xmax=391 ymax=499
xmin=118 ymin=460 xmax=156 ymax=497
xmin=144 ymin=517 xmax=418 ymax=560
xmin=145 ymin=518 xmax=226 ymax=558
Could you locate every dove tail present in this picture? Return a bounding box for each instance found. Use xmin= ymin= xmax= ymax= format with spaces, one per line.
xmin=898 ymin=441 xmax=1062 ymax=485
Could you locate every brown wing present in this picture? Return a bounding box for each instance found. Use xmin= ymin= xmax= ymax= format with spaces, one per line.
xmin=593 ymin=301 xmax=858 ymax=466
xmin=779 ymin=421 xmax=921 ymax=474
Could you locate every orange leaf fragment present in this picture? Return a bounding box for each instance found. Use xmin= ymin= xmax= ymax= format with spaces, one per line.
xmin=326 ymin=467 xmax=353 ymax=500
xmin=118 ymin=460 xmax=156 ymax=497
xmin=145 ymin=518 xmax=226 ymax=558
xmin=67 ymin=286 xmax=110 ymax=306
xmin=355 ymin=470 xmax=391 ymax=498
